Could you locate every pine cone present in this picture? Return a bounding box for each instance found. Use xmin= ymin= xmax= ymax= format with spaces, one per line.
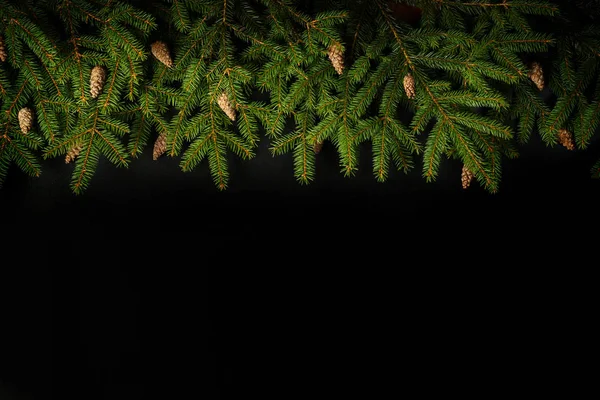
xmin=217 ymin=92 xmax=236 ymax=121
xmin=528 ymin=62 xmax=544 ymax=91
xmin=153 ymin=131 xmax=167 ymax=160
xmin=327 ymin=45 xmax=344 ymax=75
xmin=151 ymin=41 xmax=173 ymax=68
xmin=314 ymin=141 xmax=323 ymax=154
xmin=18 ymin=107 xmax=34 ymax=134
xmin=90 ymin=66 xmax=107 ymax=99
xmin=461 ymin=165 xmax=474 ymax=189
xmin=0 ymin=36 xmax=6 ymax=63
xmin=558 ymin=128 xmax=575 ymax=150
xmin=65 ymin=145 xmax=83 ymax=164
xmin=404 ymin=73 xmax=416 ymax=99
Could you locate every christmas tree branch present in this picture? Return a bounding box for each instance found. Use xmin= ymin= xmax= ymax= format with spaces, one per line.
xmin=1 ymin=0 xmax=599 ymax=193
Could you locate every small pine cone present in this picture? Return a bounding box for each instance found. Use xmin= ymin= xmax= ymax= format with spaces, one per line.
xmin=65 ymin=145 xmax=83 ymax=164
xmin=18 ymin=107 xmax=34 ymax=134
xmin=153 ymin=131 xmax=167 ymax=160
xmin=461 ymin=165 xmax=474 ymax=189
xmin=217 ymin=92 xmax=236 ymax=121
xmin=558 ymin=128 xmax=575 ymax=151
xmin=327 ymin=45 xmax=344 ymax=75
xmin=528 ymin=62 xmax=545 ymax=91
xmin=314 ymin=141 xmax=323 ymax=154
xmin=404 ymin=73 xmax=416 ymax=99
xmin=151 ymin=41 xmax=173 ymax=68
xmin=90 ymin=66 xmax=107 ymax=99
xmin=0 ymin=36 xmax=6 ymax=62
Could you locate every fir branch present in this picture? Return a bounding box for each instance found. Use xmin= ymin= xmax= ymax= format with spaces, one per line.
xmin=5 ymin=81 xmax=27 ymax=117
xmin=6 ymin=134 xmax=41 ymax=176
xmin=546 ymin=70 xmax=592 ymax=134
xmin=36 ymin=100 xmax=58 ymax=142
xmin=578 ymin=101 xmax=600 ymax=149
xmin=9 ymin=17 xmax=57 ymax=65
xmin=270 ymin=132 xmax=302 ymax=155
xmin=180 ymin=130 xmax=211 ymax=171
xmin=0 ymin=0 xmax=595 ymax=193
xmin=58 ymin=1 xmax=89 ymax=103
xmin=40 ymin=61 xmax=62 ymax=96
xmin=128 ymin=113 xmax=147 ymax=157
xmin=171 ymin=0 xmax=190 ymax=31
xmin=423 ymin=120 xmax=448 ymax=182
xmin=72 ymin=135 xmax=96 ymax=194
xmin=169 ymin=89 xmax=196 ymax=156
xmin=376 ymin=0 xmax=497 ymax=188
xmin=209 ymin=131 xmax=227 ymax=190
xmin=389 ymin=131 xmax=413 ymax=173
xmin=292 ymin=111 xmax=314 ymax=184
xmin=101 ymin=58 xmax=121 ymax=112
xmin=436 ymin=91 xmax=508 ymax=108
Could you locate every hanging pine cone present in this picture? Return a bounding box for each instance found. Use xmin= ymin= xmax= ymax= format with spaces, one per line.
xmin=0 ymin=36 xmax=6 ymax=63
xmin=151 ymin=41 xmax=173 ymax=68
xmin=404 ymin=73 xmax=416 ymax=99
xmin=153 ymin=131 xmax=167 ymax=160
xmin=314 ymin=141 xmax=324 ymax=154
xmin=18 ymin=107 xmax=34 ymax=134
xmin=65 ymin=145 xmax=83 ymax=164
xmin=217 ymin=92 xmax=236 ymax=121
xmin=461 ymin=165 xmax=474 ymax=189
xmin=90 ymin=66 xmax=107 ymax=99
xmin=558 ymin=128 xmax=575 ymax=150
xmin=528 ymin=62 xmax=544 ymax=91
xmin=327 ymin=45 xmax=344 ymax=75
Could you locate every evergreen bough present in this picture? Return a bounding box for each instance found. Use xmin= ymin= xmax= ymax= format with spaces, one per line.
xmin=0 ymin=0 xmax=597 ymax=194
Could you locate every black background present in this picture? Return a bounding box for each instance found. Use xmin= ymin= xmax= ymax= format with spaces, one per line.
xmin=1 ymin=121 xmax=599 ymax=400
xmin=3 ymin=1 xmax=600 ymax=397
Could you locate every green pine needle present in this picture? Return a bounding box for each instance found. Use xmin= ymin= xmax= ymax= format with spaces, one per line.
xmin=1 ymin=0 xmax=600 ymax=193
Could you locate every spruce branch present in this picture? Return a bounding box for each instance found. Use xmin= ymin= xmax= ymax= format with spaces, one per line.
xmin=375 ymin=0 xmax=498 ymax=188
xmin=44 ymin=107 xmax=129 ymax=194
xmin=2 ymin=0 xmax=600 ymax=193
xmin=270 ymin=110 xmax=316 ymax=184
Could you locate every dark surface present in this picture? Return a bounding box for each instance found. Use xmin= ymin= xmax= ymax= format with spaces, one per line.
xmin=1 ymin=128 xmax=599 ymax=400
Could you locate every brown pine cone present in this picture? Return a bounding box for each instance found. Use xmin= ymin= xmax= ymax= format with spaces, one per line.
xmin=314 ymin=141 xmax=323 ymax=154
xmin=151 ymin=41 xmax=173 ymax=68
xmin=18 ymin=107 xmax=34 ymax=134
xmin=404 ymin=73 xmax=416 ymax=99
xmin=0 ymin=36 xmax=6 ymax=63
xmin=327 ymin=45 xmax=344 ymax=75
xmin=153 ymin=131 xmax=167 ymax=160
xmin=65 ymin=145 xmax=83 ymax=164
xmin=528 ymin=62 xmax=544 ymax=91
xmin=90 ymin=66 xmax=107 ymax=99
xmin=217 ymin=92 xmax=236 ymax=121
xmin=461 ymin=165 xmax=474 ymax=189
xmin=558 ymin=128 xmax=575 ymax=150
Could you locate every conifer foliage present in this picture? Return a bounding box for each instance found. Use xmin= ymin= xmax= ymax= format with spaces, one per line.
xmin=0 ymin=0 xmax=598 ymax=194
